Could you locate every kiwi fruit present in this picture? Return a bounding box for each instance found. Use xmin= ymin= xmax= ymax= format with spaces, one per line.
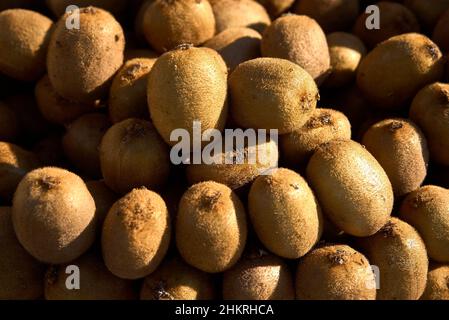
xmin=353 ymin=2 xmax=420 ymax=48
xmin=142 ymin=0 xmax=215 ymax=53
xmin=35 ymin=75 xmax=95 ymax=125
xmin=400 ymin=185 xmax=449 ymax=262
xmin=148 ymin=46 xmax=228 ymax=146
xmin=433 ymin=9 xmax=449 ymax=53
xmin=86 ymin=180 xmax=118 ymax=229
xmin=296 ymin=244 xmax=376 ymax=300
xmin=362 ymin=118 xmax=429 ymax=197
xmin=256 ymin=0 xmax=294 ymax=18
xmin=293 ymin=0 xmax=359 ymax=33
xmin=46 ymin=0 xmax=128 ymax=17
xmin=280 ymin=108 xmax=352 ymax=169
xmin=102 ymin=187 xmax=171 ymax=279
xmin=229 ymin=57 xmax=318 ymax=134
xmin=0 ymin=207 xmax=45 ymax=300
xmin=421 ymin=263 xmax=449 ymax=300
xmin=261 ymin=14 xmax=330 ymax=84
xmin=47 ymin=7 xmax=125 ymax=103
xmin=0 ymin=9 xmax=53 ymax=81
xmin=357 ymin=33 xmax=445 ymax=110
xmin=109 ymin=58 xmax=156 ymax=123
xmin=63 ymin=113 xmax=111 ymax=178
xmin=140 ymin=256 xmax=216 ymax=300
xmin=204 ymin=27 xmax=262 ymax=72
xmin=12 ymin=167 xmax=96 ymax=264
xmin=223 ymin=249 xmax=294 ymax=300
xmin=404 ymin=0 xmax=449 ymax=30
xmin=45 ymin=251 xmax=137 ymax=300
xmin=358 ymin=217 xmax=428 ymax=300
xmin=0 ymin=101 xmax=19 ymax=142
xmin=324 ymin=32 xmax=366 ymax=88
xmin=211 ymin=0 xmax=270 ymax=33
xmin=306 ymin=139 xmax=393 ymax=237
xmin=186 ymin=137 xmax=279 ymax=190
xmin=99 ymin=118 xmax=170 ymax=194
xmin=248 ymin=168 xmax=322 ymax=259
xmin=409 ymin=82 xmax=449 ymax=165
xmin=134 ymin=0 xmax=154 ymax=44
xmin=176 ymin=181 xmax=247 ymax=273
xmin=0 ymin=142 xmax=40 ymax=202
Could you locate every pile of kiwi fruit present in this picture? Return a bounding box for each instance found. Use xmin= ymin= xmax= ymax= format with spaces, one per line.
xmin=1 ymin=0 xmax=449 ymax=301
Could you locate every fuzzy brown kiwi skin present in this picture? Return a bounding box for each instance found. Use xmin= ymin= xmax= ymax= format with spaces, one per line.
xmin=409 ymin=82 xmax=449 ymax=166
xmin=45 ymin=251 xmax=137 ymax=300
xmin=12 ymin=167 xmax=96 ymax=264
xmin=142 ymin=0 xmax=215 ymax=53
xmin=324 ymin=32 xmax=367 ymax=88
xmin=46 ymin=0 xmax=128 ymax=17
xmin=140 ymin=256 xmax=216 ymax=300
xmin=0 ymin=207 xmax=45 ymax=300
xmin=293 ymin=0 xmax=359 ymax=33
xmin=134 ymin=0 xmax=154 ymax=44
xmin=261 ymin=14 xmax=330 ymax=85
xmin=400 ymin=185 xmax=449 ymax=263
xmin=211 ymin=0 xmax=271 ymax=34
xmin=296 ymin=244 xmax=376 ymax=300
xmin=356 ymin=33 xmax=445 ymax=110
xmin=204 ymin=27 xmax=262 ymax=72
xmin=102 ymin=187 xmax=171 ymax=280
xmin=433 ymin=9 xmax=449 ymax=53
xmin=47 ymin=7 xmax=125 ymax=103
xmin=420 ymin=263 xmax=449 ymax=300
xmin=229 ymin=57 xmax=318 ymax=134
xmin=186 ymin=138 xmax=279 ymax=190
xmin=357 ymin=217 xmax=429 ymax=300
xmin=306 ymin=139 xmax=393 ymax=237
xmin=35 ymin=75 xmax=95 ymax=126
xmin=362 ymin=118 xmax=429 ymax=197
xmin=63 ymin=113 xmax=111 ymax=179
xmin=280 ymin=108 xmax=351 ymax=169
xmin=99 ymin=118 xmax=170 ymax=195
xmin=0 ymin=9 xmax=53 ymax=82
xmin=147 ymin=46 xmax=228 ymax=146
xmin=353 ymin=2 xmax=420 ymax=48
xmin=248 ymin=168 xmax=323 ymax=259
xmin=256 ymin=0 xmax=294 ymax=18
xmin=0 ymin=142 xmax=41 ymax=202
xmin=176 ymin=181 xmax=247 ymax=273
xmin=109 ymin=58 xmax=156 ymax=124
xmin=223 ymin=249 xmax=294 ymax=300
